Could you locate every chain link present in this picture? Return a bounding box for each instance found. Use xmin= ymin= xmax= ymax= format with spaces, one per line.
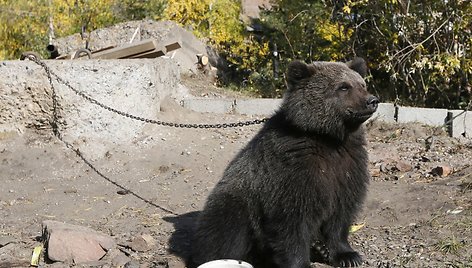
xmin=28 ymin=56 xmax=269 ymax=129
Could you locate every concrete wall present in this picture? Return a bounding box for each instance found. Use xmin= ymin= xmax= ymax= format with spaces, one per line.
xmin=181 ymin=98 xmax=283 ymax=116
xmin=450 ymin=109 xmax=472 ymax=139
xmin=0 ymin=58 xmax=180 ymax=144
xmin=182 ymin=98 xmax=471 ymax=139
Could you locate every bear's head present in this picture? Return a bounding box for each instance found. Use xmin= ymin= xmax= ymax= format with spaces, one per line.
xmin=280 ymin=58 xmax=379 ymax=140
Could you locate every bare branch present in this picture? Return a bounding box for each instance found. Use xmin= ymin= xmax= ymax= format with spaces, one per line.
xmin=387 ymin=18 xmax=450 ymax=64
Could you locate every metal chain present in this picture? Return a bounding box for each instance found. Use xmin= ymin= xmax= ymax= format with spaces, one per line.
xmin=28 ymin=56 xmax=269 ymax=129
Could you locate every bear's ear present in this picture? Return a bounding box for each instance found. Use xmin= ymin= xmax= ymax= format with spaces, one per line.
xmin=346 ymin=57 xmax=368 ymax=77
xmin=286 ymin=60 xmax=315 ymax=88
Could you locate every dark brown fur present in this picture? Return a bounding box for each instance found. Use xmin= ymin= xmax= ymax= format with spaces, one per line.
xmin=190 ymin=59 xmax=379 ymax=268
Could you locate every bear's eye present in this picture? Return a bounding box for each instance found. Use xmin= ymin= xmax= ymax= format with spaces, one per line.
xmin=337 ymin=83 xmax=351 ymax=91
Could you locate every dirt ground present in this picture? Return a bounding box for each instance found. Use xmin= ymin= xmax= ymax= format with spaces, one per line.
xmin=1 ymin=77 xmax=471 ymax=268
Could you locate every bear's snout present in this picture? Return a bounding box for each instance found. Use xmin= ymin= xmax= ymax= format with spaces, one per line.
xmin=366 ymin=96 xmax=379 ymax=111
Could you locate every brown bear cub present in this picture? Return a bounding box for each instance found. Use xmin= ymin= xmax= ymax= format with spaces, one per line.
xmin=190 ymin=58 xmax=379 ymax=268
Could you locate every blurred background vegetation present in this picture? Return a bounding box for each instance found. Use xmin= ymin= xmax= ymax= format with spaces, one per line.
xmin=0 ymin=0 xmax=470 ymax=109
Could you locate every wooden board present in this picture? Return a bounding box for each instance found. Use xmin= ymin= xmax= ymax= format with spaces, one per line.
xmin=129 ymin=49 xmax=166 ymax=59
xmin=164 ymin=41 xmax=181 ymax=52
xmin=91 ymin=39 xmax=157 ymax=59
xmin=129 ymin=40 xmax=165 ymax=59
xmin=129 ymin=41 xmax=181 ymax=59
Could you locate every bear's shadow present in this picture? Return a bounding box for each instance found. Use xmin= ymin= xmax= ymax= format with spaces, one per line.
xmin=163 ymin=211 xmax=200 ymax=263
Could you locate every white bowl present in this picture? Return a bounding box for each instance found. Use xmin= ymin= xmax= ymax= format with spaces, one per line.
xmin=197 ymin=259 xmax=254 ymax=268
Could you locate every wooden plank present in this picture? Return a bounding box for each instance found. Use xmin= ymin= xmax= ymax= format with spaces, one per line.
xmin=91 ymin=45 xmax=116 ymax=54
xmin=91 ymin=39 xmax=157 ymax=59
xmin=129 ymin=40 xmax=165 ymax=59
xmin=165 ymin=41 xmax=181 ymax=52
xmin=129 ymin=41 xmax=181 ymax=59
xmin=129 ymin=49 xmax=166 ymax=59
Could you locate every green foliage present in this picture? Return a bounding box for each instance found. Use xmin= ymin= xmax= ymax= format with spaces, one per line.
xmin=0 ymin=0 xmax=165 ymax=60
xmin=0 ymin=0 xmax=49 ymax=59
xmin=261 ymin=1 xmax=351 ymax=62
xmin=164 ymin=0 xmax=210 ymax=36
xmin=164 ymin=0 xmax=272 ymax=96
xmin=434 ymin=236 xmax=464 ymax=255
xmin=256 ymin=1 xmax=355 ymax=96
xmin=259 ymin=0 xmax=471 ymax=108
xmin=113 ymin=0 xmax=166 ymax=21
xmin=348 ymin=0 xmax=472 ymax=108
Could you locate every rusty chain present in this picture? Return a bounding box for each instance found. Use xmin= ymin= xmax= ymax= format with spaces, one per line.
xmin=28 ymin=56 xmax=269 ymax=129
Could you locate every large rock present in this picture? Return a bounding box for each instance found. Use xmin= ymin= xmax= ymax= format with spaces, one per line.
xmin=42 ymin=220 xmax=116 ymax=264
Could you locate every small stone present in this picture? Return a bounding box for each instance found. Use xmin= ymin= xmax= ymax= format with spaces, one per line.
xmin=380 ymin=163 xmax=393 ymax=173
xmin=370 ymin=168 xmax=381 ymax=177
xmin=395 ymin=161 xmax=412 ymax=172
xmin=112 ymin=252 xmax=131 ymax=267
xmin=117 ymin=189 xmax=131 ymax=195
xmin=141 ymin=234 xmax=156 ymax=247
xmin=430 ymin=165 xmax=453 ymax=177
xmin=129 ymin=234 xmax=156 ymax=252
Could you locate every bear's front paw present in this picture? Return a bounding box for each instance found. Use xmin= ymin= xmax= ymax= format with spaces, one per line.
xmin=310 ymin=240 xmax=330 ymax=263
xmin=331 ymin=251 xmax=363 ymax=267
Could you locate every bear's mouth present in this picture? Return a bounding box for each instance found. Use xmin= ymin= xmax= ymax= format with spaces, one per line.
xmin=346 ymin=108 xmax=376 ymax=122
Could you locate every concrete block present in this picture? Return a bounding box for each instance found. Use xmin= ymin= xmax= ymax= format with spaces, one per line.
xmin=182 ymin=98 xmax=235 ymax=114
xmin=371 ymin=103 xmax=396 ymax=123
xmin=235 ymin=99 xmax=282 ymax=116
xmin=450 ymin=109 xmax=472 ymax=139
xmin=0 ymin=58 xmax=180 ymax=146
xmin=397 ymin=106 xmax=448 ymax=126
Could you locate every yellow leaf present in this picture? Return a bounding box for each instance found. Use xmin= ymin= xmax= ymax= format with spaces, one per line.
xmin=349 ymin=222 xmax=365 ymax=233
xmin=31 ymin=245 xmax=43 ymax=266
xmin=342 ymin=5 xmax=351 ymax=14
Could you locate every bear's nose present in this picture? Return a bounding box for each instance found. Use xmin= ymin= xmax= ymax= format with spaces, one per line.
xmin=366 ymin=96 xmax=379 ymax=110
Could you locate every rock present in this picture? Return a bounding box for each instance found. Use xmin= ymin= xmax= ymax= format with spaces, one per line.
xmin=129 ymin=233 xmax=156 ymax=252
xmin=42 ymin=220 xmax=116 ymax=264
xmin=370 ymin=167 xmax=381 ymax=177
xmin=430 ymin=165 xmax=453 ymax=177
xmin=380 ymin=162 xmax=394 ymax=173
xmin=142 ymin=233 xmax=157 ymax=246
xmin=112 ymin=252 xmax=132 ymax=267
xmin=395 ymin=160 xmax=413 ymax=172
